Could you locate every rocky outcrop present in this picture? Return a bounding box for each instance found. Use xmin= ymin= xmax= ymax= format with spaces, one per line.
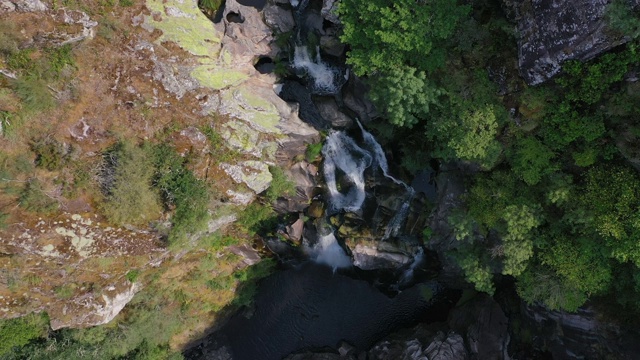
xmin=523 ymin=304 xmax=640 ymax=359
xmin=321 ymin=0 xmax=340 ymax=24
xmin=505 ymin=0 xmax=640 ymax=85
xmin=0 ymin=0 xmax=46 ymax=13
xmin=143 ymin=0 xmax=320 ymax=199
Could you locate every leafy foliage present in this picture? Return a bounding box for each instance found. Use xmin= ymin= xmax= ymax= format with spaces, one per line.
xmin=152 ymin=144 xmax=210 ymax=244
xmin=338 ymin=0 xmax=470 ymax=76
xmin=0 ymin=313 xmax=49 ymax=356
xmin=265 ymin=165 xmax=295 ymax=202
xmin=368 ymin=66 xmax=442 ymax=128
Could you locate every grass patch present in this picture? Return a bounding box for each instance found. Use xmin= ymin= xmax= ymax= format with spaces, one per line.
xmin=101 ymin=141 xmax=162 ymax=226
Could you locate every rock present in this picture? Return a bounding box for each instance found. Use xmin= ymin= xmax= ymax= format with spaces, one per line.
xmin=448 ymin=294 xmax=510 ymax=360
xmin=321 ymin=0 xmax=340 ymax=24
xmin=343 ymin=75 xmax=378 ymax=123
xmin=50 ymin=282 xmax=138 ymax=330
xmin=226 ymin=189 xmax=255 ymax=205
xmin=51 ymin=9 xmax=98 ymax=45
xmin=285 ymin=218 xmax=305 ymax=243
xmin=279 ymin=81 xmax=330 ymax=130
xmin=227 ymin=244 xmax=261 ymax=268
xmin=522 ymin=303 xmax=640 ymax=359
xmin=263 ymin=2 xmax=295 ymax=33
xmin=424 ymin=332 xmax=468 ymax=360
xmin=319 ymin=35 xmax=345 ymax=57
xmin=0 ymin=0 xmax=47 ymax=13
xmin=506 ymin=0 xmax=640 ymax=85
xmin=307 ymin=200 xmax=325 ymax=218
xmin=315 ymin=97 xmax=352 ymax=128
xmin=273 ymin=161 xmax=317 ymax=213
xmin=368 ymin=323 xmax=468 ymax=360
xmin=351 ymin=243 xmax=412 ymax=270
xmin=0 ymin=0 xmax=16 ymax=12
xmin=220 ymin=160 xmax=273 ymax=194
xmin=219 ymin=0 xmax=275 ymax=65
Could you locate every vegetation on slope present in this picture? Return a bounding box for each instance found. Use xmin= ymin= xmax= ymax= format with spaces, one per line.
xmin=338 ymin=0 xmax=640 ymax=314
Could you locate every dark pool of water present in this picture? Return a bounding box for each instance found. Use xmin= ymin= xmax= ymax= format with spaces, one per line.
xmin=187 ymin=263 xmax=459 ymax=360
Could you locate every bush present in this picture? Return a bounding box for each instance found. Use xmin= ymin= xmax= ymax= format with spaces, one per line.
xmin=265 ymin=166 xmax=295 ymax=202
xmin=305 ymin=142 xmax=323 ymax=162
xmin=126 ymin=270 xmax=140 ymax=283
xmin=31 ymin=137 xmax=66 ymax=171
xmin=0 ymin=313 xmax=49 ymax=356
xmin=237 ymin=202 xmax=276 ymax=235
xmin=152 ymin=144 xmax=210 ymax=243
xmin=101 ymin=142 xmax=162 ymax=226
xmin=19 ymin=179 xmax=58 ymax=214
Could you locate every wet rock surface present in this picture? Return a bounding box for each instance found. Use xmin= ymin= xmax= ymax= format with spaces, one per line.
xmin=505 ymin=0 xmax=640 ymax=85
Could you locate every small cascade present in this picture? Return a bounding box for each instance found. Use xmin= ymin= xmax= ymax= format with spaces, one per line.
xmin=398 ymin=248 xmax=425 ymax=286
xmin=322 ymin=131 xmax=372 ymax=213
xmin=357 ymin=120 xmax=408 ymax=188
xmin=293 ymin=45 xmax=341 ymax=95
xmin=314 ymin=232 xmax=352 ymax=271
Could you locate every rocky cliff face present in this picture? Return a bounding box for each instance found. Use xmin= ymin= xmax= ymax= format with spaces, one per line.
xmin=0 ymin=0 xmax=317 ymax=331
xmin=504 ymin=0 xmax=640 ymax=85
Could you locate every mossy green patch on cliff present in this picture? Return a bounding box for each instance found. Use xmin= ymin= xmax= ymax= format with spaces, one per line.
xmin=220 ymin=86 xmax=281 ymax=134
xmin=190 ymin=65 xmax=248 ymax=90
xmin=144 ymin=0 xmax=221 ymax=59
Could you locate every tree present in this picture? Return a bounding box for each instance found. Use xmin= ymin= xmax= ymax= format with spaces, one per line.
xmin=368 ymin=66 xmax=442 ymax=128
xmin=338 ymin=0 xmax=470 ymax=76
xmin=507 ymin=136 xmax=556 ymax=185
xmin=432 ymin=105 xmax=502 ymax=166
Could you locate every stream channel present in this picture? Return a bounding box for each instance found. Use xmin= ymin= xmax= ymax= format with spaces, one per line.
xmin=186 ymin=1 xmax=453 ymax=359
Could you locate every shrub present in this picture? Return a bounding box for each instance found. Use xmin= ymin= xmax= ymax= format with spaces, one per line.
xmin=305 ymin=142 xmax=323 ymax=162
xmin=237 ymin=202 xmax=276 ymax=235
xmin=19 ymin=179 xmax=58 ymax=214
xmin=152 ymin=144 xmax=210 ymax=243
xmin=0 ymin=313 xmax=49 ymax=356
xmin=31 ymin=137 xmax=66 ymax=171
xmin=102 ymin=142 xmax=162 ymax=226
xmin=265 ymin=166 xmax=295 ymax=202
xmin=126 ymin=269 xmax=140 ymax=283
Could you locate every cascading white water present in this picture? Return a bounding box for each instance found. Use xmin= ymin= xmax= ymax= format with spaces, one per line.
xmin=293 ymin=46 xmax=338 ymax=94
xmin=314 ymin=232 xmax=352 ymax=271
xmin=398 ymin=248 xmax=425 ymax=286
xmin=357 ymin=120 xmax=407 ymax=188
xmin=322 ymin=131 xmax=372 ymax=213
xmin=290 ymin=0 xmax=299 ymax=6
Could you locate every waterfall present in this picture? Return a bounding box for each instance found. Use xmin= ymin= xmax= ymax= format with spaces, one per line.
xmin=399 ymin=248 xmax=425 ymax=286
xmin=314 ymin=232 xmax=352 ymax=271
xmin=322 ymin=131 xmax=372 ymax=213
xmin=293 ymin=45 xmax=339 ymax=95
xmin=357 ymin=120 xmax=408 ymax=188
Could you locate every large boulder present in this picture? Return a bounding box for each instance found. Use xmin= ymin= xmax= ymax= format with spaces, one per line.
xmin=522 ymin=304 xmax=640 ymax=359
xmin=505 ymin=0 xmax=640 ymax=85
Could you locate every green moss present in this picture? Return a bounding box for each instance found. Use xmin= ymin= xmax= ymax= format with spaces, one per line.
xmin=144 ymin=0 xmax=221 ymax=58
xmin=190 ymin=65 xmax=247 ymax=90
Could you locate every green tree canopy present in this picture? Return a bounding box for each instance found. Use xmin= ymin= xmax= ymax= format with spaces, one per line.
xmin=338 ymin=0 xmax=470 ymax=76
